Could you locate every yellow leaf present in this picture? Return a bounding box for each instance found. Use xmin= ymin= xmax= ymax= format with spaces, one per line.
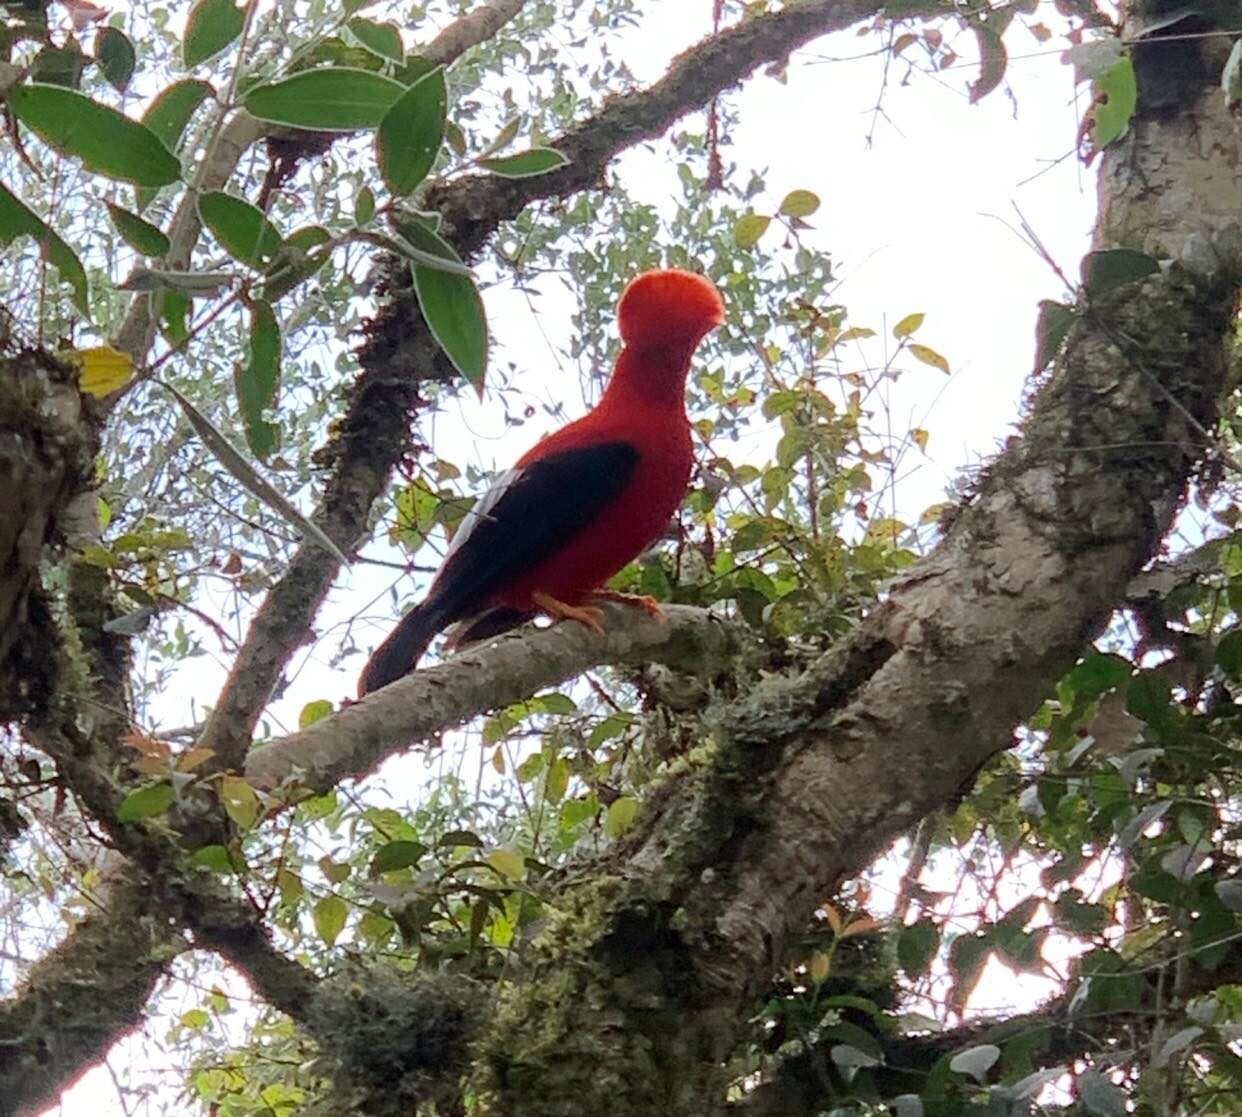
xmin=486 ymin=847 xmax=525 ymax=879
xmin=841 ymin=916 xmax=882 ymax=938
xmin=909 ymin=342 xmax=950 ymax=374
xmin=299 ymin=699 xmax=333 ymax=727
xmin=733 ymin=212 xmax=771 ymax=249
xmin=809 ymin=950 xmax=832 ymax=983
xmin=822 ymin=902 xmax=844 ymax=934
xmin=219 ymin=775 xmax=261 ymax=830
xmin=778 ymin=189 xmax=820 ymax=218
xmin=910 ymin=427 xmax=929 ymax=452
xmin=605 ymin=795 xmax=638 ymax=837
xmin=175 ymin=746 xmax=215 ymax=772
xmin=123 ymin=729 xmax=171 ymax=760
xmin=313 ymin=894 xmax=347 ymax=947
xmin=835 ymin=326 xmax=876 ymax=344
xmin=74 ymin=345 xmax=135 ymax=396
xmin=892 ymin=312 xmax=924 ymax=339
xmin=133 ymin=756 xmax=171 ymax=776
xmin=920 ymin=501 xmax=955 ymax=526
xmin=492 ymin=746 xmax=506 ymax=774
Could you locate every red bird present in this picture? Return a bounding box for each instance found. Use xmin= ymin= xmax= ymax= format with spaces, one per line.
xmin=358 ymin=268 xmax=725 ymax=695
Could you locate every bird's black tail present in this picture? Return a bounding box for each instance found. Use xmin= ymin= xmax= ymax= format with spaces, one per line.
xmin=358 ymin=601 xmax=451 ymax=696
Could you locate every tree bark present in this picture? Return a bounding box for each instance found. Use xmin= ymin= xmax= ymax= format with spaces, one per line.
xmin=473 ymin=18 xmax=1242 ymax=1116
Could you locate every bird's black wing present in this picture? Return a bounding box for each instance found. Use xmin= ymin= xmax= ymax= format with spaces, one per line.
xmin=358 ymin=441 xmax=637 ymax=694
xmin=431 ymin=440 xmax=639 ymax=617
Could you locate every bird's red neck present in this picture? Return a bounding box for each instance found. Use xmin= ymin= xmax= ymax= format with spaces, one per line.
xmin=599 ymin=344 xmax=695 ymax=412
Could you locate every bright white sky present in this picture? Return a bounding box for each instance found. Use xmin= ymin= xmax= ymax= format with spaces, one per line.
xmin=55 ymin=2 xmax=1101 ymax=1111
xmin=273 ymin=0 xmax=1096 ymax=730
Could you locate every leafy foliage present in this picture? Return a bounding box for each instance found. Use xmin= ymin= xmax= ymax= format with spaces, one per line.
xmin=1 ymin=2 xmax=1239 ymax=1116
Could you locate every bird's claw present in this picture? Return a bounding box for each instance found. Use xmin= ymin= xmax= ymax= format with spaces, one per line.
xmin=591 ymin=589 xmax=666 ymax=619
xmin=532 ymin=592 xmax=607 ymax=637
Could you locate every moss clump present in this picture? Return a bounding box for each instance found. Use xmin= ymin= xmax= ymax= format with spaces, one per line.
xmin=307 ymin=966 xmax=485 ymax=1116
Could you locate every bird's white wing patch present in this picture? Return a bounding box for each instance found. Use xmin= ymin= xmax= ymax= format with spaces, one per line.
xmin=443 ymin=467 xmax=525 ymax=563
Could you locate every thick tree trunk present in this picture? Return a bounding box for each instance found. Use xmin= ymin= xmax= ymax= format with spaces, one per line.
xmin=0 ymin=348 xmax=95 ymax=720
xmin=474 ymin=20 xmax=1242 ymax=1117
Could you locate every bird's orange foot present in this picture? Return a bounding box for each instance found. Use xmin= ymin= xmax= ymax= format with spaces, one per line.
xmin=591 ymin=589 xmax=666 ymax=619
xmin=532 ymin=591 xmax=606 ymax=637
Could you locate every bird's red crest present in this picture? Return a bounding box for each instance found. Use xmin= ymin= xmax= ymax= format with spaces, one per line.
xmin=617 ymin=269 xmax=725 ymax=351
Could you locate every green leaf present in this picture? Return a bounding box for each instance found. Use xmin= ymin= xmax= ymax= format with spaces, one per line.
xmin=30 ymin=42 xmax=88 ymax=88
xmin=0 ymin=181 xmax=89 ymax=312
xmin=142 ymin=79 xmax=214 ymax=151
xmin=1033 ymin=299 xmax=1074 ymax=373
xmin=823 ymin=1021 xmax=884 ymax=1061
xmin=370 ymin=840 xmax=427 ymax=874
xmin=298 ymin=699 xmax=333 ymax=727
xmin=347 ymin=17 xmax=404 ymax=61
xmin=897 ymin=919 xmax=938 ymax=976
xmin=437 ymin=829 xmax=483 ymax=849
xmin=402 ymin=220 xmax=488 ymax=383
xmin=135 ymin=79 xmax=213 ymax=211
xmin=1216 ymin=629 xmax=1242 ymax=676
xmin=949 ymin=931 xmax=989 ymax=995
xmin=190 ymin=844 xmax=243 ymax=873
xmin=354 ymin=184 xmax=375 ymax=225
xmin=831 ymin=1043 xmax=880 ymax=1070
xmin=198 ymin=190 xmax=282 ymax=268
xmin=261 ymin=229 xmax=332 ymax=302
xmin=161 ymin=289 xmax=190 ymax=344
xmin=893 ymin=312 xmax=924 ymax=339
xmin=486 ymin=847 xmax=525 ymax=879
xmin=183 ymin=0 xmax=244 ymax=68
xmin=545 ymin=757 xmax=569 ymax=805
xmin=1066 ymin=652 xmax=1132 ymax=700
xmin=478 ymin=146 xmax=569 ymax=178
xmin=950 ymin=1043 xmax=1000 ymax=1083
xmin=233 ymin=300 xmax=281 ymax=459
xmin=534 ymin=692 xmax=576 ymax=714
xmin=605 ymin=796 xmax=638 ymax=838
xmin=313 ymin=894 xmax=347 ymax=947
xmin=106 ymin=202 xmax=170 ymax=257
xmin=778 ymin=188 xmax=820 ymax=217
xmin=376 ymin=66 xmax=446 ymax=196
xmin=1215 ymin=878 xmax=1242 ymax=911
xmin=733 ymin=212 xmax=770 ymax=249
xmin=319 ymin=855 xmax=351 ymax=884
xmin=95 ymin=27 xmax=135 ymax=93
xmin=159 ymin=381 xmax=348 ymax=564
xmin=444 ymin=118 xmax=467 ymax=156
xmin=118 ymin=782 xmax=175 ymax=822
xmin=285 ymin=225 xmax=332 ymax=252
xmin=1081 ymin=248 xmax=1158 ymax=298
xmin=8 ymin=84 xmax=181 ymax=187
xmin=1091 ymin=57 xmax=1137 ymax=149
xmin=243 ymin=67 xmax=405 ymax=131
xmin=1125 ymin=671 xmax=1171 ymax=727
xmin=1078 ymin=1069 xmax=1127 ymax=1117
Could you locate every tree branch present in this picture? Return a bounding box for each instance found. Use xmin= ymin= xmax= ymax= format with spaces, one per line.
xmin=0 ymin=877 xmax=184 ymax=1117
xmin=422 ymin=0 xmax=528 ymax=64
xmin=203 ymin=0 xmax=929 ymax=770
xmin=245 ymin=604 xmax=751 ymax=789
xmin=473 ymin=54 xmax=1242 ymax=1112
